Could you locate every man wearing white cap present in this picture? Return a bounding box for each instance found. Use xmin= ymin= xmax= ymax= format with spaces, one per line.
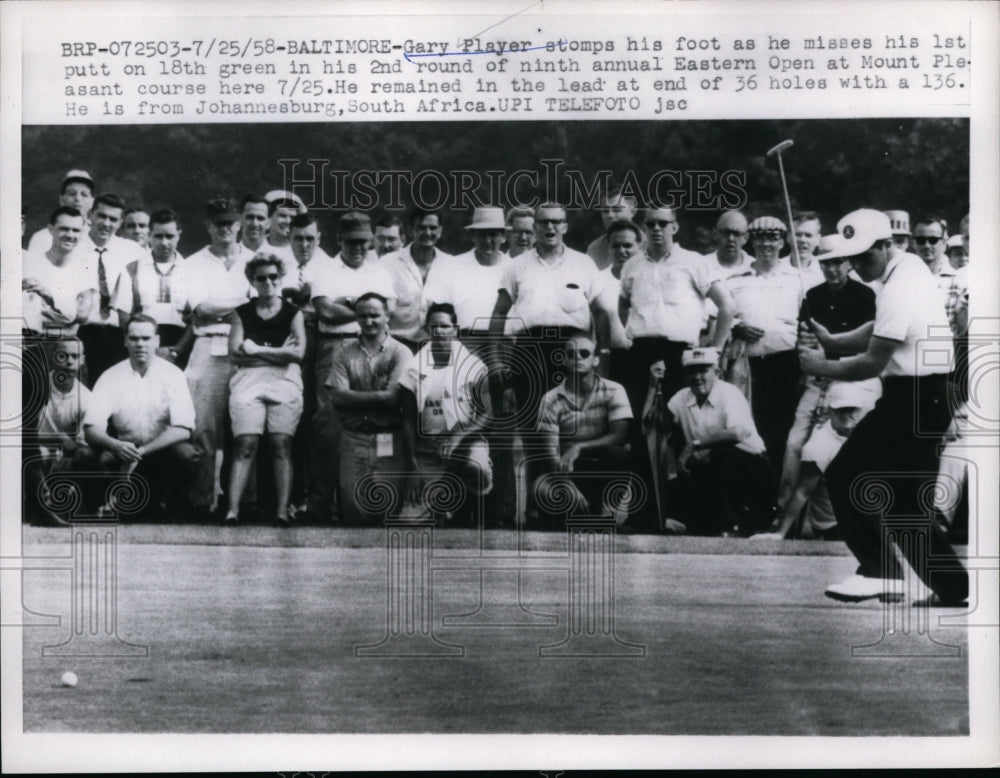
xmin=725 ymin=215 xmax=801 ymax=471
xmin=946 ymin=235 xmax=967 ymax=270
xmin=664 ymin=346 xmax=775 ymax=536
xmin=777 ymin=233 xmax=879 ymax=511
xmin=799 ymin=208 xmax=968 ymax=605
xmin=263 ymin=193 xmax=306 ymax=268
xmin=27 ymin=170 xmax=96 ymax=254
xmin=884 ymin=209 xmax=911 ymax=253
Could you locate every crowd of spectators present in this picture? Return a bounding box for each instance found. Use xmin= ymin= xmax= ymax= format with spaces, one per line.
xmin=21 ymin=169 xmax=969 ymax=545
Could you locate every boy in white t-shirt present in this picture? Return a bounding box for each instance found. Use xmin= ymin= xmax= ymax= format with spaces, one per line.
xmin=24 ymin=339 xmax=96 ymax=525
xmin=400 ymin=303 xmax=493 ymax=522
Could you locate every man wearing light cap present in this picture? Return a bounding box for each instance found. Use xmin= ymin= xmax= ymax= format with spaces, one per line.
xmin=27 ymin=170 xmax=96 ymax=254
xmin=945 ymin=235 xmax=967 ymax=270
xmin=725 ymin=215 xmax=802 ymax=471
xmin=777 ymin=232 xmax=879 ymax=512
xmin=884 ymin=209 xmax=911 ymax=253
xmin=663 ymin=346 xmax=775 ymax=536
xmin=799 ymin=208 xmax=968 ymax=605
xmin=308 ymin=211 xmax=396 ymax=522
xmin=263 ymin=190 xmax=307 ymax=268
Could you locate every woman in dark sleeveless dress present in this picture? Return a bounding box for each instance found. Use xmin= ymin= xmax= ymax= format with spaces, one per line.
xmin=226 ymin=254 xmax=305 ymax=524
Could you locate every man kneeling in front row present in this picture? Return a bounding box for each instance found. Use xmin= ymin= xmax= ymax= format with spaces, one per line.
xmin=663 ymin=347 xmax=777 ymax=536
xmin=84 ymin=314 xmax=201 ymax=518
xmin=535 ymin=330 xmax=633 ymax=527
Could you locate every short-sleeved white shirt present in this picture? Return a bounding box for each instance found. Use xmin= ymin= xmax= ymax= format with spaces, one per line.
xmin=595 ymin=267 xmax=631 ymax=350
xmin=425 ymin=249 xmax=511 ymax=331
xmin=310 ymin=256 xmax=396 ymax=335
xmin=380 ymin=245 xmax=455 ymax=341
xmin=727 ymin=257 xmax=801 ymax=357
xmin=179 ymin=245 xmax=256 ymax=336
xmin=399 ymin=341 xmax=488 ymax=441
xmin=873 ymin=251 xmax=954 ymax=377
xmin=78 ymin=235 xmax=146 ymax=328
xmin=85 ymin=356 xmax=196 ymax=446
xmin=667 ymin=379 xmax=766 ymax=455
xmin=38 ymin=374 xmax=91 ymax=459
xmin=259 ymin=240 xmax=297 ymax=269
xmin=286 ymin=246 xmax=335 ymax=319
xmin=22 ymin=250 xmax=95 ymax=335
xmin=500 ymin=246 xmax=602 ymax=335
xmin=113 ymin=252 xmax=188 ymax=328
xmin=620 ymin=247 xmax=718 ymax=344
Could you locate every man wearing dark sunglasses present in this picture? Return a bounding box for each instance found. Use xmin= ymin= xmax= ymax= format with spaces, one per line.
xmin=911 ymin=215 xmax=966 ymax=336
xmin=620 ymin=205 xmax=735 ymax=416
xmin=490 ymin=202 xmax=610 ymax=527
xmin=536 ymin=330 xmax=632 ymax=527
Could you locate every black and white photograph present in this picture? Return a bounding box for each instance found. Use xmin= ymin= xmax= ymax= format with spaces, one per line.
xmin=2 ymin=1 xmax=998 ymax=772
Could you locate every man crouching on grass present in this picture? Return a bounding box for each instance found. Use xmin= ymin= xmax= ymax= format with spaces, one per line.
xmin=663 ymin=346 xmax=777 ymax=536
xmin=534 ymin=330 xmax=633 ymax=528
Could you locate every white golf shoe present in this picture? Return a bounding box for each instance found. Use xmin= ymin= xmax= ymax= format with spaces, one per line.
xmin=824 ymin=574 xmax=904 ymax=603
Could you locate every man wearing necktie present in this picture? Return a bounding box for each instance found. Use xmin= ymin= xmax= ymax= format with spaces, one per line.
xmin=76 ymin=193 xmax=144 ymax=388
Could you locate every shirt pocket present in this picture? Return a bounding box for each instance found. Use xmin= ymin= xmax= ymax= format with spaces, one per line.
xmin=557 ymin=282 xmax=588 ymax=314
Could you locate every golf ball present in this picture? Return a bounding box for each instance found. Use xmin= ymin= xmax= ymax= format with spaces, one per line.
xmin=60 ymin=671 xmax=78 ymax=688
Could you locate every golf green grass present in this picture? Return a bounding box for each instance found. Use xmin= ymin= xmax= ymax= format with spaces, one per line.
xmin=20 ymin=525 xmax=968 ymax=735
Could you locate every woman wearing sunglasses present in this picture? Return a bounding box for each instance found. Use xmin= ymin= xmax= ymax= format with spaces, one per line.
xmin=226 ymin=254 xmax=306 ymax=525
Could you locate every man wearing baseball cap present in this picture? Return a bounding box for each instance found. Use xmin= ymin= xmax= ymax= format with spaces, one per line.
xmin=777 ymin=232 xmax=879 ymax=514
xmin=884 ymin=209 xmax=911 ymax=253
xmin=308 ymin=211 xmax=396 ymax=522
xmin=662 ymin=346 xmax=775 ymax=536
xmin=799 ymin=208 xmax=968 ymax=605
xmin=27 ymin=169 xmax=96 ymax=254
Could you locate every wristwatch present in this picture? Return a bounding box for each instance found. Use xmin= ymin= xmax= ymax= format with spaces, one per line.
xmin=691 ymin=439 xmax=702 ymax=451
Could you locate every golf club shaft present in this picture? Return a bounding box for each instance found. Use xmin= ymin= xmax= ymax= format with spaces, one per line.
xmin=775 ymin=152 xmax=806 ymax=298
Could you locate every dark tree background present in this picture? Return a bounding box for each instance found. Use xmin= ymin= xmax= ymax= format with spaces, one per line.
xmin=21 ymin=118 xmax=968 ymax=256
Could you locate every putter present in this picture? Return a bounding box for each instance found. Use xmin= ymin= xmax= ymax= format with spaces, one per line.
xmin=766 ymin=139 xmax=806 ymax=298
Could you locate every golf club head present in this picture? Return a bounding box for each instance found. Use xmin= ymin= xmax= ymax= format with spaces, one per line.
xmin=766 ymin=139 xmax=795 ymax=157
